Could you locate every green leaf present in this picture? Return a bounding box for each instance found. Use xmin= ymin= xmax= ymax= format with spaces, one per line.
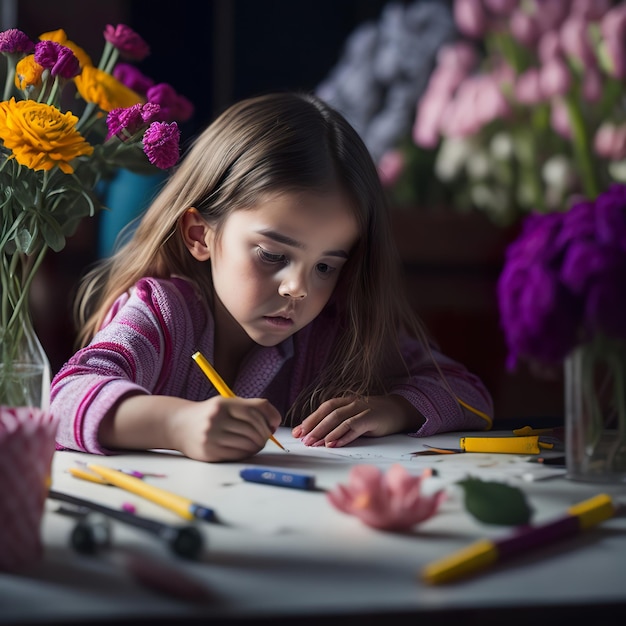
xmin=457 ymin=476 xmax=534 ymax=526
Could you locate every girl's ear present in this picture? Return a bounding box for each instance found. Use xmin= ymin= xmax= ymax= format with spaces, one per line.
xmin=180 ymin=208 xmax=213 ymax=261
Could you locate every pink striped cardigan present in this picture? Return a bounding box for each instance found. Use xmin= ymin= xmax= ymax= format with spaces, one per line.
xmin=51 ymin=276 xmax=493 ymax=454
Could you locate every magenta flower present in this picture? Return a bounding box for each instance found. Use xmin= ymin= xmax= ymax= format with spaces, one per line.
xmin=113 ymin=62 xmax=154 ymax=95
xmin=34 ymin=40 xmax=80 ymax=79
xmin=326 ymin=464 xmax=445 ymax=531
xmin=106 ymin=103 xmax=161 ymax=140
xmin=146 ymin=83 xmax=195 ymax=123
xmin=103 ymin=24 xmax=150 ymax=61
xmin=142 ymin=121 xmax=180 ymax=169
xmin=0 ymin=28 xmax=34 ymax=54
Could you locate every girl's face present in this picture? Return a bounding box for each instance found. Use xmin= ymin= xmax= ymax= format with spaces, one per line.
xmin=209 ymin=190 xmax=359 ymax=348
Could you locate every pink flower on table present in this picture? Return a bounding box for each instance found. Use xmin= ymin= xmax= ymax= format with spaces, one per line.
xmin=142 ymin=121 xmax=180 ymax=169
xmin=326 ymin=464 xmax=446 ymax=531
xmin=103 ymin=24 xmax=150 ymax=61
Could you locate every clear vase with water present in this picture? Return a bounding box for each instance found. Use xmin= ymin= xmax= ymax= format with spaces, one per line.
xmin=565 ymin=338 xmax=626 ymax=484
xmin=0 ymin=311 xmax=51 ymax=410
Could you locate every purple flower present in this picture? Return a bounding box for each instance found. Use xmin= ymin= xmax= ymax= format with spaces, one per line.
xmin=103 ymin=24 xmax=150 ymax=61
xmin=0 ymin=28 xmax=34 ymax=54
xmin=34 ymin=40 xmax=80 ymax=79
xmin=584 ymin=268 xmax=626 ymax=339
xmin=113 ymin=62 xmax=154 ymax=95
xmin=594 ymin=182 xmax=626 ymax=250
xmin=142 ymin=121 xmax=180 ymax=169
xmin=106 ymin=103 xmax=162 ymax=140
xmin=146 ymin=83 xmax=195 ymax=123
xmin=498 ymin=183 xmax=626 ymax=368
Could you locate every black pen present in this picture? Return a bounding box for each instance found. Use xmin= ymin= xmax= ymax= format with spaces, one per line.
xmin=48 ymin=490 xmax=204 ymax=559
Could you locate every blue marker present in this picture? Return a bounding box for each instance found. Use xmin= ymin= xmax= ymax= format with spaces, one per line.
xmin=239 ymin=468 xmax=316 ymax=490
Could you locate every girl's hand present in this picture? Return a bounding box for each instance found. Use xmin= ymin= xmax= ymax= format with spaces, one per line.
xmin=291 ymin=395 xmax=424 ymax=448
xmin=101 ymin=393 xmax=282 ymax=463
xmin=170 ymin=396 xmax=283 ymax=462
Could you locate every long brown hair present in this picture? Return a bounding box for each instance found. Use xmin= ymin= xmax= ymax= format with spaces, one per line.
xmin=75 ymin=92 xmax=432 ymax=421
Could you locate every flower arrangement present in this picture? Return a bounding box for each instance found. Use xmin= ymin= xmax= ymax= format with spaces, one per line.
xmin=385 ymin=0 xmax=626 ymax=225
xmin=0 ymin=24 xmax=193 ymax=407
xmin=497 ymin=184 xmax=626 ymax=479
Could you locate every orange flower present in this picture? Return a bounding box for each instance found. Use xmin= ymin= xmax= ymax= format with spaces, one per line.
xmin=39 ymin=28 xmax=92 ymax=68
xmin=0 ymin=98 xmax=93 ymax=173
xmin=14 ymin=54 xmax=43 ymax=92
xmin=75 ymin=65 xmax=143 ymax=112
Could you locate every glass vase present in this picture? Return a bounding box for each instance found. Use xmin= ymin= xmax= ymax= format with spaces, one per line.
xmin=0 ymin=310 xmax=51 ymax=410
xmin=565 ymin=338 xmax=626 ymax=484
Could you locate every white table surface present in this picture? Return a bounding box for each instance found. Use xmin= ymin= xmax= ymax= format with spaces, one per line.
xmin=2 ymin=427 xmax=626 ymax=625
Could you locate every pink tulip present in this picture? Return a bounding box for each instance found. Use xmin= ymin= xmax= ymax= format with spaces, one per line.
xmin=484 ymin=0 xmax=518 ymax=16
xmin=538 ymin=31 xmax=562 ymax=63
xmin=515 ymin=68 xmax=544 ymax=104
xmin=594 ymin=122 xmax=626 ymax=160
xmin=539 ymin=56 xmax=571 ymax=98
xmin=582 ymin=66 xmax=602 ymax=103
xmin=377 ymin=149 xmax=406 ymax=187
xmin=326 ymin=464 xmax=446 ymax=531
xmin=454 ymin=0 xmax=489 ymax=38
xmin=572 ymin=0 xmax=613 ymax=20
xmin=560 ymin=16 xmax=596 ymax=68
xmin=436 ymin=40 xmax=479 ymax=74
xmin=600 ymin=4 xmax=626 ymax=79
xmin=531 ymin=0 xmax=569 ymax=31
xmin=550 ymin=98 xmax=572 ymax=139
xmin=510 ymin=9 xmax=540 ymax=46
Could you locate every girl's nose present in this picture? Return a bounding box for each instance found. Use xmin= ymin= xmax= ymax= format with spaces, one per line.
xmin=278 ymin=271 xmax=307 ymax=299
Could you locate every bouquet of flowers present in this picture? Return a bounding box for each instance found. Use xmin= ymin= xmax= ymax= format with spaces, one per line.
xmin=0 ymin=24 xmax=193 ymax=407
xmin=393 ymin=0 xmax=626 ymax=225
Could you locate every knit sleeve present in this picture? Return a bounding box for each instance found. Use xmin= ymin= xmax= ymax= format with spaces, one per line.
xmin=50 ymin=277 xmax=206 ymax=454
xmin=390 ymin=335 xmax=494 ymax=437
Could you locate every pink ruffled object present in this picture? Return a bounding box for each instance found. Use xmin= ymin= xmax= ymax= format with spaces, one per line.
xmin=0 ymin=406 xmax=58 ymax=572
xmin=327 ymin=464 xmax=446 ymax=531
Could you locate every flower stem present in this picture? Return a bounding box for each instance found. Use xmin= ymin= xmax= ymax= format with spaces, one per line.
xmin=564 ymin=94 xmax=600 ymax=199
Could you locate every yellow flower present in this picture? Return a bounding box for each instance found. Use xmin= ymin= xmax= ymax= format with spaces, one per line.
xmin=75 ymin=65 xmax=143 ymax=112
xmin=14 ymin=55 xmax=43 ymax=92
xmin=0 ymin=97 xmax=93 ymax=174
xmin=39 ymin=28 xmax=93 ymax=68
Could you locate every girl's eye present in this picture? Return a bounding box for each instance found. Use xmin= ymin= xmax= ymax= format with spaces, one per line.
xmin=316 ymin=262 xmax=336 ymax=278
xmin=257 ymin=247 xmax=286 ymax=264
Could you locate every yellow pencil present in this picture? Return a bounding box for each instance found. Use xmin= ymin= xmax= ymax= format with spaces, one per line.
xmin=192 ymin=350 xmax=287 ymax=452
xmin=87 ymin=464 xmax=215 ymax=521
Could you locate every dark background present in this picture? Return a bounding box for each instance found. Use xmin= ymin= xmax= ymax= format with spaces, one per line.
xmin=10 ymin=0 xmax=564 ymax=421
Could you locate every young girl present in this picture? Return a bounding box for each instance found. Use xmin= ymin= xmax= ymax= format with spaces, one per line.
xmin=51 ymin=92 xmax=493 ymax=462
